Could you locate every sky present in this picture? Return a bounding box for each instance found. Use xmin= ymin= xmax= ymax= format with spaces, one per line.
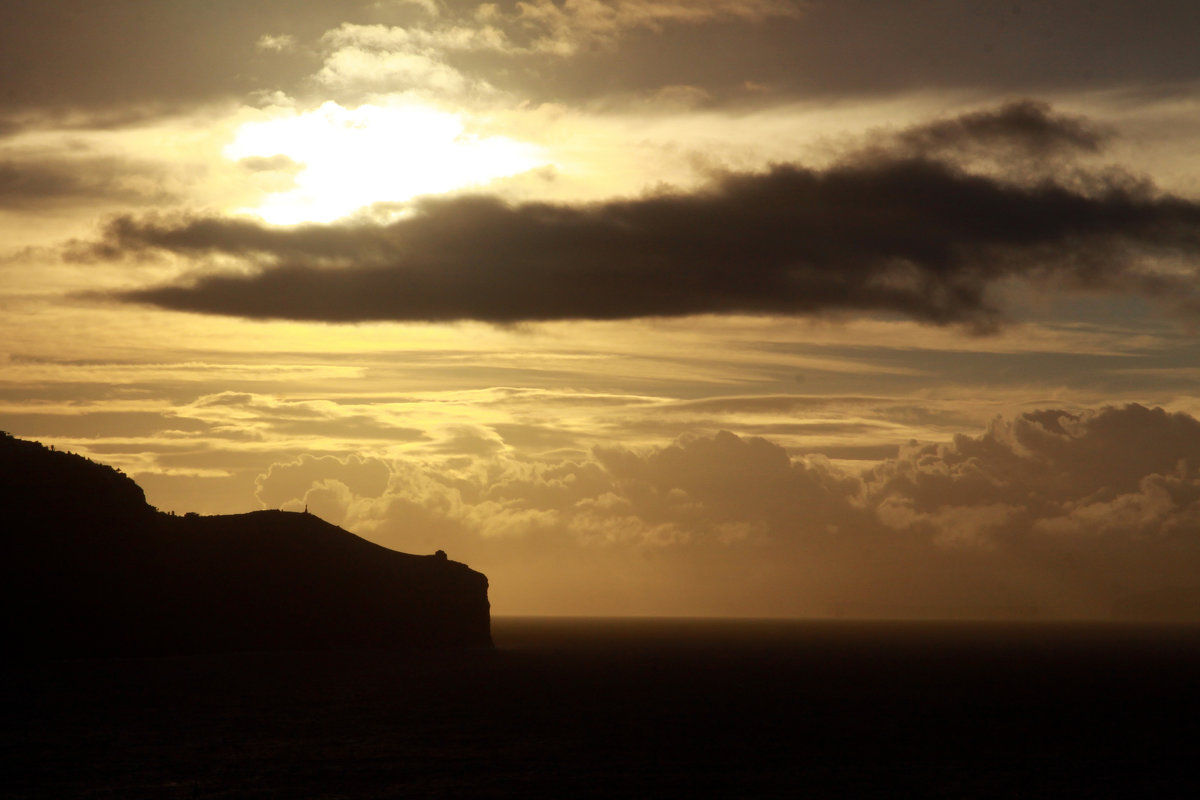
xmin=4 ymin=0 xmax=1200 ymax=619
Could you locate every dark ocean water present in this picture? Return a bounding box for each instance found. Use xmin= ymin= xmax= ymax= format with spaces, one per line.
xmin=5 ymin=617 xmax=1200 ymax=798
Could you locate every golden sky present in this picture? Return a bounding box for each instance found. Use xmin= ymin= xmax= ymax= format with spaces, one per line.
xmin=4 ymin=0 xmax=1200 ymax=618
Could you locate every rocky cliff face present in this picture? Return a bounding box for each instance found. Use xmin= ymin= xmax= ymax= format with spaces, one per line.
xmin=0 ymin=433 xmax=491 ymax=655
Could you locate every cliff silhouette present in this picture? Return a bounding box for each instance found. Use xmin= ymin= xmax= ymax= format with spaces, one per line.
xmin=0 ymin=433 xmax=491 ymax=655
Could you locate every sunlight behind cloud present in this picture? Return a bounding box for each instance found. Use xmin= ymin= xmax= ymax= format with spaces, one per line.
xmin=224 ymin=101 xmax=549 ymax=224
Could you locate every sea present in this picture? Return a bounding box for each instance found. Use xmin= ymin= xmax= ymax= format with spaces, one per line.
xmin=4 ymin=616 xmax=1200 ymax=798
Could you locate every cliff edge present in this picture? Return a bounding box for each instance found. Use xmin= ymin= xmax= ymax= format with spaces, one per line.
xmin=0 ymin=433 xmax=492 ymax=655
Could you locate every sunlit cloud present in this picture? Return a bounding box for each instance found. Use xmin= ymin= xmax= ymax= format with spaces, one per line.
xmin=255 ymin=33 xmax=297 ymax=53
xmin=232 ymin=404 xmax=1200 ymax=617
xmin=223 ymin=100 xmax=550 ymax=223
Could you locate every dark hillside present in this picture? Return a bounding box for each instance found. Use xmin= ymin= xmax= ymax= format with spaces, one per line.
xmin=0 ymin=433 xmax=491 ymax=656
xmin=1 ymin=432 xmax=151 ymax=525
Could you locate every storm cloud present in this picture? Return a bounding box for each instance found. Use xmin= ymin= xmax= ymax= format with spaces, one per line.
xmin=97 ymin=102 xmax=1200 ymax=329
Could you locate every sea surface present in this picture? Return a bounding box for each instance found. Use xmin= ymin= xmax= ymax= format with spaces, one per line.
xmin=4 ymin=617 xmax=1200 ymax=798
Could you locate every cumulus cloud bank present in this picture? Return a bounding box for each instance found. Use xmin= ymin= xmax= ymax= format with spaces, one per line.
xmin=255 ymin=403 xmax=1200 ymax=618
xmin=94 ymin=102 xmax=1200 ymax=329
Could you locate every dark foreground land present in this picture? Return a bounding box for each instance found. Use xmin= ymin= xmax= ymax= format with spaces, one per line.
xmin=4 ymin=618 xmax=1200 ymax=798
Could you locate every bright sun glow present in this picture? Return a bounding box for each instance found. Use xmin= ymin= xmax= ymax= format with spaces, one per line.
xmin=224 ymin=101 xmax=548 ymax=224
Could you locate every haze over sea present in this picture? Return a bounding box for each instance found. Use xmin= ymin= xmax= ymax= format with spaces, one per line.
xmin=5 ymin=616 xmax=1200 ymax=798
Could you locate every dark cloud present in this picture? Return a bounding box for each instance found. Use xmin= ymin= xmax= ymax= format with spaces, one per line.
xmin=95 ymin=103 xmax=1200 ymax=329
xmin=0 ymin=158 xmax=173 ymax=208
xmin=236 ymin=155 xmax=304 ymax=174
xmin=886 ymin=99 xmax=1108 ymax=162
xmin=0 ymin=106 xmax=207 ymax=140
xmin=0 ymin=0 xmax=364 ymax=113
xmin=864 ymin=404 xmax=1200 ymax=542
xmin=4 ymin=0 xmax=1199 ymax=121
xmin=504 ymin=0 xmax=1200 ymax=105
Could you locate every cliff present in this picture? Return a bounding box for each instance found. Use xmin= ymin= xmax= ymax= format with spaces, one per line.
xmin=0 ymin=433 xmax=491 ymax=656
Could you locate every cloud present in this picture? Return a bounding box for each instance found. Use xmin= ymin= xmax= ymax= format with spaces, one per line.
xmin=255 ymin=33 xmax=297 ymax=53
xmin=243 ymin=403 xmax=1200 ymax=617
xmin=236 ymin=154 xmax=303 ymax=174
xmin=327 ymin=1 xmax=801 ymax=59
xmin=864 ymin=403 xmax=1200 ymax=545
xmin=594 ymin=429 xmax=864 ymax=537
xmin=314 ymin=26 xmax=500 ymax=96
xmin=851 ymin=404 xmax=1200 ymax=614
xmin=511 ymin=0 xmax=804 ymax=55
xmin=306 ymin=1 xmax=802 ymax=100
xmin=95 ymin=103 xmax=1200 ymax=329
xmin=179 ymin=391 xmax=427 ymax=444
xmin=5 ymin=1 xmax=1199 ymax=121
xmin=322 ymin=21 xmax=512 ymax=55
xmin=22 ymin=396 xmax=1200 ymax=616
xmin=316 ymin=48 xmax=479 ymax=94
xmin=256 ymin=429 xmax=859 ymax=553
xmin=0 ymin=2 xmax=357 ymax=113
xmin=890 ymin=100 xmax=1108 ymax=160
xmin=255 ymin=453 xmax=391 ymax=514
xmin=371 ymin=0 xmax=442 ymax=16
xmin=0 ymin=158 xmax=174 ymax=208
xmin=0 ymin=410 xmax=208 ymax=440
xmin=355 ymin=1 xmax=1200 ymax=108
